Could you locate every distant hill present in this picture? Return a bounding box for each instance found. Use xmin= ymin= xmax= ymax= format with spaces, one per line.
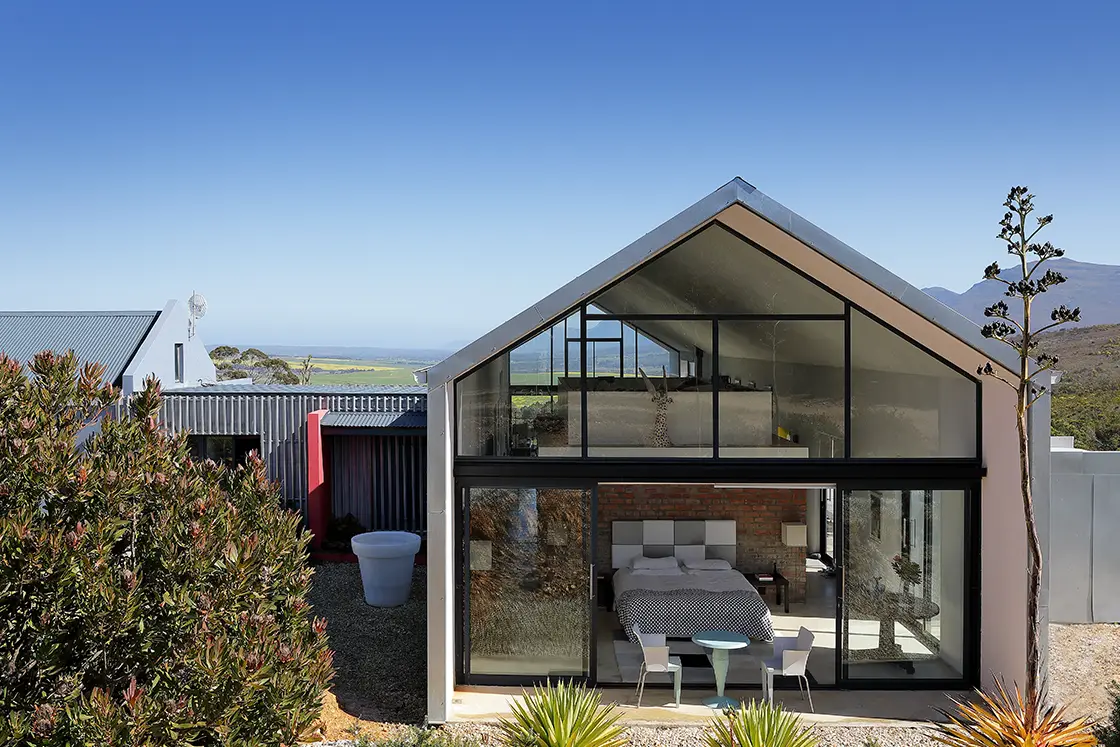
xmin=1038 ymin=323 xmax=1120 ymax=451
xmin=923 ymin=258 xmax=1120 ymax=328
xmin=210 ymin=344 xmax=449 ymax=365
xmin=1037 ymin=323 xmax=1120 ymax=392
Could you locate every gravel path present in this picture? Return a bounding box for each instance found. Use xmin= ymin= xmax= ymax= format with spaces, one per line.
xmin=309 ymin=562 xmax=427 ymax=724
xmin=441 ymin=721 xmax=936 ymax=747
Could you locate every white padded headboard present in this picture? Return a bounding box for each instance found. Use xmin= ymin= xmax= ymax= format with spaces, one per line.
xmin=611 ymin=519 xmax=736 ymax=569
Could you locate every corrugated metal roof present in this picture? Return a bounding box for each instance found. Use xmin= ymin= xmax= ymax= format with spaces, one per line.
xmin=164 ymin=384 xmax=428 ymax=395
xmin=0 ymin=310 xmax=159 ymax=385
xmin=321 ymin=411 xmax=427 ymax=428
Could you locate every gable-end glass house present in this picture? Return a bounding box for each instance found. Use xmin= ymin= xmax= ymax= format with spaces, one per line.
xmin=420 ymin=178 xmax=1049 ymax=721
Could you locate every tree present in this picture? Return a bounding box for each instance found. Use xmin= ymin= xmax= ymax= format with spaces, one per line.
xmin=0 ymin=351 xmax=333 ymax=745
xmin=976 ymin=186 xmax=1080 ymax=704
xmin=209 ymin=346 xmax=299 ymax=384
xmin=298 ymin=355 xmax=314 ymax=385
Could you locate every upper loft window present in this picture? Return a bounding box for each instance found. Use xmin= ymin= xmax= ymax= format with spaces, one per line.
xmin=850 ymin=310 xmax=977 ymax=458
xmin=591 ymin=224 xmax=844 ymax=316
xmin=454 ymin=222 xmax=979 ymax=461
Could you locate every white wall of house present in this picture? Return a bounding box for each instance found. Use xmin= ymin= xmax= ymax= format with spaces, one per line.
xmin=121 ymin=299 xmax=216 ymax=397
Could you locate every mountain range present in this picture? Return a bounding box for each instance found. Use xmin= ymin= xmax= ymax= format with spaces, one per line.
xmin=923 ymin=258 xmax=1120 ymax=328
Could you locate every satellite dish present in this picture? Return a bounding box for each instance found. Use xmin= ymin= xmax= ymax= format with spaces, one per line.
xmin=188 ymin=291 xmax=207 ymax=339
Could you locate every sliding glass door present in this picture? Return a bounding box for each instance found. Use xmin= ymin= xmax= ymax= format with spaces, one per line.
xmin=837 ymin=487 xmax=974 ymax=685
xmin=463 ymin=486 xmax=594 ymax=682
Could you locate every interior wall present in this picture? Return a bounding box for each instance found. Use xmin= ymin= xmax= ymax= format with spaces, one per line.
xmin=596 ymin=484 xmax=808 ymax=600
xmin=806 ymin=489 xmax=822 ymax=555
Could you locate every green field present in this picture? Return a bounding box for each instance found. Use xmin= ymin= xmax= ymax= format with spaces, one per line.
xmin=281 ymin=358 xmax=427 ymax=386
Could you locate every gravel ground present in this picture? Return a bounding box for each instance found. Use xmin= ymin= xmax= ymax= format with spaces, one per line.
xmin=1048 ymin=622 xmax=1120 ymax=720
xmin=308 ymin=562 xmax=1120 ymax=745
xmin=440 ymin=721 xmax=937 ymax=747
xmin=308 ymin=562 xmax=427 ymax=725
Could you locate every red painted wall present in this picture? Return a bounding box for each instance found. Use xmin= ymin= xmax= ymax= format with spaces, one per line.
xmin=307 ymin=409 xmax=328 ymax=550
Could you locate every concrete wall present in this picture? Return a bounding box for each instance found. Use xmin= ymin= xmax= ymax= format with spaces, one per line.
xmin=1049 ymin=439 xmax=1120 ymax=623
xmin=121 ymin=299 xmax=216 ymax=396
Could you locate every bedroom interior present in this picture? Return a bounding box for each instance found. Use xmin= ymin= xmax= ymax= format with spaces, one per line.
xmin=464 ymin=481 xmax=967 ymax=694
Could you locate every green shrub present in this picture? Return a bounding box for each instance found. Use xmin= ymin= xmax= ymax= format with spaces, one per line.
xmin=703 ymin=700 xmax=817 ymax=747
xmin=0 ymin=351 xmax=333 ymax=746
xmin=1096 ymin=682 xmax=1120 ymax=747
xmin=497 ymin=680 xmax=625 ymax=747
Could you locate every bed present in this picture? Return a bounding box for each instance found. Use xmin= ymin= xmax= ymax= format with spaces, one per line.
xmin=610 ymin=519 xmax=774 ymax=643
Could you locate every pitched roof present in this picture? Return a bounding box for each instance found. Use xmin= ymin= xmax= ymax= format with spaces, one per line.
xmin=426 ymin=178 xmax=1018 ymax=385
xmin=164 ymin=384 xmax=427 ymax=395
xmin=0 ymin=310 xmax=159 ymax=385
xmin=320 ymin=411 xmax=427 ymax=428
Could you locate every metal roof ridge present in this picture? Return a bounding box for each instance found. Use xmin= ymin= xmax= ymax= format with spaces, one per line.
xmin=0 ymin=310 xmax=160 ymax=317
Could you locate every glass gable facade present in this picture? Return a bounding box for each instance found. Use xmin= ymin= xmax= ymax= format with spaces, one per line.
xmin=455 ymin=223 xmax=979 ymax=460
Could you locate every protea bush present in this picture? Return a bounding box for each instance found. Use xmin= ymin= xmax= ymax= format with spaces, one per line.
xmin=703 ymin=700 xmax=818 ymax=747
xmin=0 ymin=351 xmax=333 ymax=746
xmin=932 ymin=680 xmax=1098 ymax=747
xmin=497 ymin=680 xmax=625 ymax=747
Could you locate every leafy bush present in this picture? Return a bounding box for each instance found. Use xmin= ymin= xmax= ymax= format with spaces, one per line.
xmin=497 ymin=680 xmax=625 ymax=747
xmin=1095 ymin=682 xmax=1120 ymax=747
xmin=932 ymin=681 xmax=1097 ymax=747
xmin=0 ymin=351 xmax=333 ymax=746
xmin=703 ymin=700 xmax=817 ymax=747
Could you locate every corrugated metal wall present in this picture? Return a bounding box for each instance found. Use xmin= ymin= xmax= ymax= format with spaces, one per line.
xmin=160 ymin=390 xmax=426 ymax=519
xmin=329 ymin=434 xmax=426 ymax=533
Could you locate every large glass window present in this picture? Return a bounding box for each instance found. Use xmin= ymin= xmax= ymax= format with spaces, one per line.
xmin=850 ymin=311 xmax=978 ymax=458
xmin=583 ymin=321 xmax=713 ymax=457
xmin=592 ymin=224 xmax=844 ymax=316
xmin=456 ymin=228 xmax=981 ymax=462
xmin=717 ymin=321 xmax=845 ymax=458
xmin=841 ymin=488 xmax=968 ymax=681
xmin=466 ymin=487 xmax=591 ymax=677
xmin=458 ymin=317 xmax=574 ymax=457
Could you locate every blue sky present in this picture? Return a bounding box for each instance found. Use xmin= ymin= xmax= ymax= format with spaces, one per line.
xmin=1 ymin=1 xmax=1117 ymax=350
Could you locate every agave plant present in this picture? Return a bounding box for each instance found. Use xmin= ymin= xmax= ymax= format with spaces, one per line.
xmin=703 ymin=700 xmax=818 ymax=747
xmin=497 ymin=680 xmax=626 ymax=747
xmin=932 ymin=680 xmax=1098 ymax=747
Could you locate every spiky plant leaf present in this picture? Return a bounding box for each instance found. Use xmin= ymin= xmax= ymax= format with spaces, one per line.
xmin=931 ymin=680 xmax=1098 ymax=747
xmin=703 ymin=700 xmax=817 ymax=747
xmin=497 ymin=680 xmax=625 ymax=747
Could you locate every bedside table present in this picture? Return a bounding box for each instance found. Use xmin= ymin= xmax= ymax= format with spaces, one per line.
xmin=597 ymin=570 xmax=614 ymax=609
xmin=746 ymin=571 xmax=790 ymax=613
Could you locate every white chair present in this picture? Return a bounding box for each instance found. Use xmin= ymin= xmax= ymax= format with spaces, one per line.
xmin=760 ymin=626 xmax=815 ymax=711
xmin=633 ymin=625 xmax=682 ymax=708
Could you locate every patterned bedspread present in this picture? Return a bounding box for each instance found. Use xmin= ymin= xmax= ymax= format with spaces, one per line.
xmin=616 ymin=586 xmax=775 ymax=643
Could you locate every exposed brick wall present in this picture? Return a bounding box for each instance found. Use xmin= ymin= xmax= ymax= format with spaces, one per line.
xmin=597 ymin=484 xmax=808 ymax=601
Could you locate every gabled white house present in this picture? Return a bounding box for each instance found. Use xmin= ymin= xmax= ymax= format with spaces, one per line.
xmin=421 ymin=178 xmax=1049 ymax=721
xmin=0 ymin=298 xmax=217 ymax=396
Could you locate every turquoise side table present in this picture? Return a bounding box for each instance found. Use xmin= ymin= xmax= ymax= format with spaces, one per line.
xmin=691 ymin=630 xmax=751 ymax=709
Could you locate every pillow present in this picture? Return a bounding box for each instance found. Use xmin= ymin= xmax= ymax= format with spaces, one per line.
xmin=631 ymin=567 xmax=684 ymax=576
xmin=683 ymin=558 xmax=733 ymax=571
xmin=632 ymin=555 xmax=680 ymax=570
